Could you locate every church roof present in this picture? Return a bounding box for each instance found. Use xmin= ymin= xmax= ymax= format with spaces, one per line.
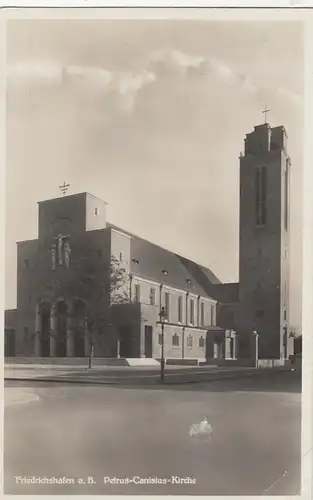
xmin=108 ymin=223 xmax=220 ymax=300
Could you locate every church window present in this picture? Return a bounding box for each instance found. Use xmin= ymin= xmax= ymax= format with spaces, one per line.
xmin=165 ymin=292 xmax=170 ymax=320
xmin=134 ymin=284 xmax=140 ymax=303
xmin=211 ymin=305 xmax=215 ymax=326
xmin=284 ymin=163 xmax=289 ymax=231
xmin=178 ymin=296 xmax=183 ymax=322
xmin=187 ymin=334 xmax=193 ymax=349
xmin=189 ymin=299 xmax=195 ymax=325
xmin=150 ymin=288 xmax=156 ymax=306
xmin=200 ymin=302 xmax=205 ymax=326
xmin=172 ymin=333 xmax=180 ymax=347
xmin=199 ymin=336 xmax=205 ymax=349
xmin=255 ymin=165 xmax=267 ymax=226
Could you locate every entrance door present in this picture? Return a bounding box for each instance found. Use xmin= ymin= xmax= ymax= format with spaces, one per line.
xmin=144 ymin=326 xmax=153 ymax=358
xmin=40 ymin=303 xmax=50 ymax=357
xmin=56 ymin=302 xmax=67 ymax=357
xmin=119 ymin=327 xmax=132 ymax=357
xmin=214 ymin=340 xmax=223 ymax=359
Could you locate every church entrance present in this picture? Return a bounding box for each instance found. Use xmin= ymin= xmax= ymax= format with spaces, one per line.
xmin=72 ymin=300 xmax=86 ymax=357
xmin=39 ymin=302 xmax=50 ymax=357
xmin=56 ymin=301 xmax=67 ymax=357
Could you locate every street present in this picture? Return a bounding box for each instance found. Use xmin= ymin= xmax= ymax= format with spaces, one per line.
xmin=4 ymin=369 xmax=301 ymax=495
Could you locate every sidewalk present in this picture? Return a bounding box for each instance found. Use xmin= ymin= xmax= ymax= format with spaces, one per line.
xmin=4 ymin=364 xmax=292 ymax=386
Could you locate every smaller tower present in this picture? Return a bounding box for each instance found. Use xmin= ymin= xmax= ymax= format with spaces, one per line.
xmin=238 ymin=122 xmax=292 ymax=359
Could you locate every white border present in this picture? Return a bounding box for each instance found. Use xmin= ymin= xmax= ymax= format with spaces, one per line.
xmin=1 ymin=7 xmax=312 ymax=500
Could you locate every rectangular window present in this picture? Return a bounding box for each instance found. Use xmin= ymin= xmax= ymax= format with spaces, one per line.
xmin=134 ymin=284 xmax=140 ymax=303
xmin=119 ymin=252 xmax=123 ymax=263
xmin=158 ymin=333 xmax=162 ymax=346
xmin=255 ymin=165 xmax=267 ymax=226
xmin=190 ymin=299 xmax=194 ymax=325
xmin=284 ymin=310 xmax=287 ymax=321
xmin=199 ymin=336 xmax=205 ymax=349
xmin=95 ymin=207 xmax=98 ymax=215
xmin=178 ymin=296 xmax=183 ymax=322
xmin=24 ymin=259 xmax=29 ymax=268
xmin=165 ymin=292 xmax=170 ymax=320
xmin=150 ymin=288 xmax=156 ymax=306
xmin=284 ymin=163 xmax=289 ymax=231
xmin=200 ymin=302 xmax=205 ymax=326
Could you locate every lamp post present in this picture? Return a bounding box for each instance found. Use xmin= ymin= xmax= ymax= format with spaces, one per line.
xmin=252 ymin=330 xmax=259 ymax=368
xmin=159 ymin=306 xmax=166 ymax=383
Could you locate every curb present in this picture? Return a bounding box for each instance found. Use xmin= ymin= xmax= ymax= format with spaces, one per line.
xmin=4 ymin=367 xmax=293 ymax=387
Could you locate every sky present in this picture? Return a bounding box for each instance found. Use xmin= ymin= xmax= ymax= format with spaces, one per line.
xmin=5 ymin=19 xmax=303 ymax=330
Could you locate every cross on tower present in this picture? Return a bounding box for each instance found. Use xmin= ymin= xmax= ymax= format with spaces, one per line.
xmin=262 ymin=106 xmax=270 ymax=123
xmin=59 ymin=181 xmax=70 ymax=196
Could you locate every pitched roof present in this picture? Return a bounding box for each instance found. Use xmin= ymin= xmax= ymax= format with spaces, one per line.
xmin=108 ymin=223 xmax=221 ymax=300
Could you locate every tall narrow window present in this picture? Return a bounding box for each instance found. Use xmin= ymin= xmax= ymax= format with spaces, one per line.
xmin=178 ymin=296 xmax=183 ymax=323
xmin=284 ymin=163 xmax=289 ymax=231
xmin=190 ymin=299 xmax=194 ymax=325
xmin=211 ymin=305 xmax=215 ymax=326
xmin=165 ymin=292 xmax=170 ymax=320
xmin=200 ymin=302 xmax=205 ymax=326
xmin=134 ymin=284 xmax=140 ymax=303
xmin=150 ymin=288 xmax=156 ymax=306
xmin=255 ymin=165 xmax=267 ymax=226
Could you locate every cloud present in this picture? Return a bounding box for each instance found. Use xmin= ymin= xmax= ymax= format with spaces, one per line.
xmin=117 ymin=70 xmax=156 ymax=111
xmin=7 ymin=50 xmax=302 ymax=114
xmin=148 ymin=49 xmax=302 ymax=106
xmin=7 ymin=60 xmax=156 ymax=112
xmin=149 ymin=49 xmax=205 ymax=73
xmin=8 ymin=61 xmax=62 ymax=80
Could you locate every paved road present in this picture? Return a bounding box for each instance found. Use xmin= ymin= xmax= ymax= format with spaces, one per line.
xmin=4 ymin=370 xmax=301 ymax=495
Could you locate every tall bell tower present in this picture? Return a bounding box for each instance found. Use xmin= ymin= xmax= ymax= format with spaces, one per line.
xmin=238 ymin=118 xmax=292 ymax=360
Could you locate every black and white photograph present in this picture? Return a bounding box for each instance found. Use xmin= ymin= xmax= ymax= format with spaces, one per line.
xmin=3 ymin=8 xmax=307 ymax=496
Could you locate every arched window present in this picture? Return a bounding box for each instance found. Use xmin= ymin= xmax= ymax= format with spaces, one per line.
xmin=172 ymin=333 xmax=180 ymax=347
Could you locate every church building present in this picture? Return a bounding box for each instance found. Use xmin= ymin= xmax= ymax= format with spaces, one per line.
xmin=4 ymin=121 xmax=294 ymax=363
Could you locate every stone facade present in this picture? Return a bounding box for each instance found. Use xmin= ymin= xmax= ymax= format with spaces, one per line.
xmin=237 ymin=123 xmax=292 ymax=359
xmin=4 ymin=121 xmax=293 ymax=362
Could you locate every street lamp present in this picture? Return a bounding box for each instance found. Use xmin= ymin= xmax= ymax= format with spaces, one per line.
xmin=159 ymin=306 xmax=167 ymax=383
xmin=252 ymin=330 xmax=259 ymax=368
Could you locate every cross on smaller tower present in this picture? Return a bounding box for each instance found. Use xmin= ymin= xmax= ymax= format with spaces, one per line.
xmin=59 ymin=181 xmax=70 ymax=196
xmin=262 ymin=106 xmax=270 ymax=123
